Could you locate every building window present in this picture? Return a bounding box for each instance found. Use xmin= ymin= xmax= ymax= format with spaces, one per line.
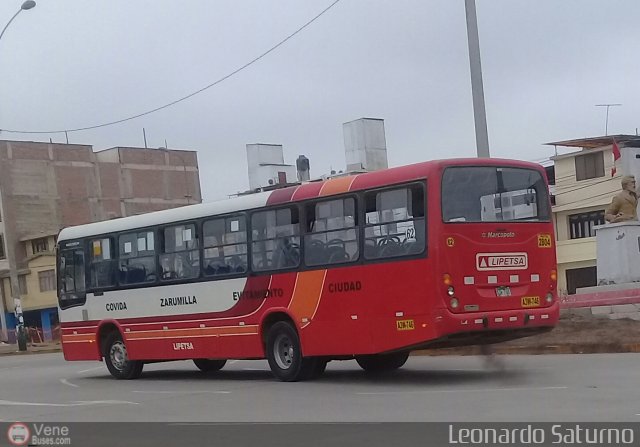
xmin=203 ymin=216 xmax=247 ymax=277
xmin=575 ymin=152 xmax=604 ymax=181
xmin=0 ymin=234 xmax=5 ymax=260
xmin=32 ymin=238 xmax=49 ymax=254
xmin=569 ymin=210 xmax=605 ymax=239
xmin=38 ymin=270 xmax=56 ymax=292
xmin=18 ymin=275 xmax=27 ymax=295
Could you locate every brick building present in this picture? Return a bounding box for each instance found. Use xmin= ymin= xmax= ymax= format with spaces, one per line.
xmin=0 ymin=140 xmax=201 ymax=342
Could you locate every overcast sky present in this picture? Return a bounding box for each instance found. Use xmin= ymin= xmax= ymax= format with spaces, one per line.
xmin=0 ymin=0 xmax=638 ymax=200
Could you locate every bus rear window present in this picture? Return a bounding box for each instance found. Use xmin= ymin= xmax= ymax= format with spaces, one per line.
xmin=441 ymin=166 xmax=551 ymax=223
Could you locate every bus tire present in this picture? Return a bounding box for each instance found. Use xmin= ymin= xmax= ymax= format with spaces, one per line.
xmin=355 ymin=352 xmax=409 ymax=373
xmin=266 ymin=321 xmax=317 ymax=382
xmin=193 ymin=359 xmax=227 ymax=372
xmin=103 ymin=332 xmax=143 ymax=380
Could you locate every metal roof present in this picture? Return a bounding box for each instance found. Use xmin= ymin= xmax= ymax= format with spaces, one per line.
xmin=545 ymin=135 xmax=640 ymax=149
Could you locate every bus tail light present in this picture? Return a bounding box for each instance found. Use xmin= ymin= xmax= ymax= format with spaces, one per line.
xmin=450 ymin=298 xmax=459 ymax=309
xmin=550 ymin=270 xmax=557 ymax=281
xmin=447 ymin=286 xmax=455 ymax=296
xmin=545 ymin=292 xmax=553 ymax=303
xmin=443 ymin=274 xmax=452 ymax=285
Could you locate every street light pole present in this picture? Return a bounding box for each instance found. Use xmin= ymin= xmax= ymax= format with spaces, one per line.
xmin=0 ymin=0 xmax=37 ymax=351
xmin=464 ymin=0 xmax=490 ymax=158
xmin=0 ymin=1 xmax=35 ymax=42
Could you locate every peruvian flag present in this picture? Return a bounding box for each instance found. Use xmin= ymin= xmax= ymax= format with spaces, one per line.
xmin=611 ymin=139 xmax=621 ymax=177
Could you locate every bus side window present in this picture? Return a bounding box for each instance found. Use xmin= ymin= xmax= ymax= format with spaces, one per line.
xmin=118 ymin=231 xmax=157 ymax=285
xmin=304 ymin=197 xmax=359 ymax=266
xmin=251 ymin=208 xmax=300 ymax=272
xmin=160 ymin=223 xmax=200 ymax=281
xmin=203 ymin=216 xmax=248 ymax=277
xmin=89 ymin=238 xmax=116 ymax=289
xmin=364 ymin=185 xmax=426 ymax=260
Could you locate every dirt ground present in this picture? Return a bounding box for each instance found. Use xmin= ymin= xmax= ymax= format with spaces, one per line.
xmin=509 ymin=312 xmax=640 ymax=346
xmin=418 ymin=312 xmax=640 ymax=355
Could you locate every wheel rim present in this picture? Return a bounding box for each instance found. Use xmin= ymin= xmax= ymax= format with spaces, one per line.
xmin=273 ymin=333 xmax=295 ymax=370
xmin=109 ymin=341 xmax=128 ymax=371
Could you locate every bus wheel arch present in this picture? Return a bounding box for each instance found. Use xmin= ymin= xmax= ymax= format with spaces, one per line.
xmin=97 ymin=322 xmax=120 ymax=357
xmin=98 ymin=323 xmax=143 ymax=380
xmin=261 ymin=312 xmax=320 ymax=382
xmin=260 ymin=311 xmax=296 ymax=350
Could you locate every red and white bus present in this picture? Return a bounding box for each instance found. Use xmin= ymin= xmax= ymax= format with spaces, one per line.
xmin=57 ymin=158 xmax=559 ymax=381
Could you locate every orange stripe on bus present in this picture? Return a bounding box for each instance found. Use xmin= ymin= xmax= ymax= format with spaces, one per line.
xmin=124 ymin=325 xmax=258 ymax=340
xmin=288 ymin=270 xmax=326 ymax=325
xmin=62 ymin=334 xmax=95 ymax=343
xmin=319 ymin=176 xmax=356 ymax=196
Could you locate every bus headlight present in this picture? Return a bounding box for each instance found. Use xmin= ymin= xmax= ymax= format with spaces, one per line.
xmin=545 ymin=292 xmax=553 ymax=303
xmin=450 ymin=297 xmax=459 ymax=309
xmin=447 ymin=286 xmax=455 ymax=296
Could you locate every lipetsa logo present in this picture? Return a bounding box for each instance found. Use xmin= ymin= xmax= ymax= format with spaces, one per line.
xmin=476 ymin=252 xmax=528 ymax=271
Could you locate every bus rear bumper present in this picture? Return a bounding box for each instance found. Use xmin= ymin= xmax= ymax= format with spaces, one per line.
xmin=433 ymin=301 xmax=560 ymax=345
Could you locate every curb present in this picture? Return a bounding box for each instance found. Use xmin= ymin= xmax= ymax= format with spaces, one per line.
xmin=0 ymin=347 xmax=62 ymax=356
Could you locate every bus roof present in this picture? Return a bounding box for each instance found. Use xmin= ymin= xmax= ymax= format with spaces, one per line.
xmin=57 ymin=157 xmax=543 ymax=242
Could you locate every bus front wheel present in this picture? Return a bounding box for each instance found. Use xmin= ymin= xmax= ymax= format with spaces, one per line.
xmin=355 ymin=352 xmax=409 ymax=372
xmin=103 ymin=332 xmax=143 ymax=380
xmin=193 ymin=359 xmax=227 ymax=372
xmin=266 ymin=321 xmax=319 ymax=382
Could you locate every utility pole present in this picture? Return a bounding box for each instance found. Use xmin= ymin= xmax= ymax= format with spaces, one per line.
xmin=595 ymin=104 xmax=622 ymax=136
xmin=464 ymin=0 xmax=490 ymax=158
xmin=0 ymin=1 xmax=38 ymax=352
xmin=0 ymin=165 xmax=26 ymax=351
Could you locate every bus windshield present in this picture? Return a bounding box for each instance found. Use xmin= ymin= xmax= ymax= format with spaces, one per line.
xmin=441 ymin=166 xmax=551 ymax=223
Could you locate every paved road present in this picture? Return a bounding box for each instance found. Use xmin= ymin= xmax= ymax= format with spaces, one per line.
xmin=0 ymin=353 xmax=638 ymax=422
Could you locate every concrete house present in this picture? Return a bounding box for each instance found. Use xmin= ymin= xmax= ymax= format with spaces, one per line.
xmin=547 ymin=135 xmax=640 ymax=296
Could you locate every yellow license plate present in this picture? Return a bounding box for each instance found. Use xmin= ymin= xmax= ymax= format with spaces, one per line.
xmin=538 ymin=234 xmax=552 ymax=248
xmin=396 ymin=319 xmax=415 ymax=331
xmin=521 ymin=296 xmax=540 ymax=308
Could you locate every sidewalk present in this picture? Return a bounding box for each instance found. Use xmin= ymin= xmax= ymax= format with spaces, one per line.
xmin=0 ymin=342 xmax=61 ymax=356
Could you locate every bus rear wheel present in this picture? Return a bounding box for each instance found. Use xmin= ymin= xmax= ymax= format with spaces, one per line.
xmin=266 ymin=321 xmax=319 ymax=382
xmin=193 ymin=359 xmax=227 ymax=372
xmin=355 ymin=352 xmax=409 ymax=372
xmin=103 ymin=332 xmax=143 ymax=380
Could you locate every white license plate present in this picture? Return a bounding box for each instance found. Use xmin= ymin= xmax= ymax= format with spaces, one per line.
xmin=496 ymin=286 xmax=511 ymax=297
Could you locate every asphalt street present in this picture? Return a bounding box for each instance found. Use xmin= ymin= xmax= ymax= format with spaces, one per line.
xmin=0 ymin=353 xmax=638 ymax=423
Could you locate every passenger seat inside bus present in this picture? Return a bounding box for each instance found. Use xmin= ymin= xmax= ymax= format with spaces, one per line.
xmin=119 ymin=264 xmax=147 ymax=284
